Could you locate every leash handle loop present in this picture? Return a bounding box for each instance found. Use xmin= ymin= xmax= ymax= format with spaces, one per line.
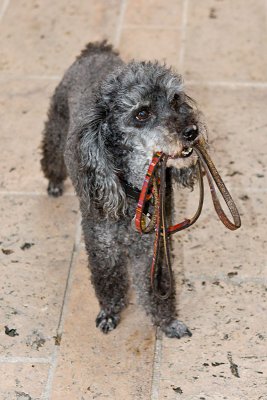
xmin=194 ymin=143 xmax=241 ymax=230
xmin=166 ymin=160 xmax=204 ymax=234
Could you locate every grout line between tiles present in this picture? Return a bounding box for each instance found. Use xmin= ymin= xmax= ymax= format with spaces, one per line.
xmin=42 ymin=348 xmax=59 ymax=400
xmin=42 ymin=216 xmax=81 ymax=400
xmin=121 ymin=25 xmax=182 ymax=30
xmin=150 ymin=328 xmax=163 ymax=400
xmin=114 ymin=0 xmax=128 ymax=48
xmin=56 ymin=216 xmax=82 ymax=335
xmin=178 ymin=0 xmax=189 ymax=71
xmin=0 ymin=0 xmax=9 ymax=21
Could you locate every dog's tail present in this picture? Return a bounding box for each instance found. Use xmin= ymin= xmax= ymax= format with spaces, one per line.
xmin=77 ymin=40 xmax=118 ymax=60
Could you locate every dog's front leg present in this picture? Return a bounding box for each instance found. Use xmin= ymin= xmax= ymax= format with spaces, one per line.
xmin=149 ymin=284 xmax=192 ymax=339
xmin=134 ymin=251 xmax=192 ymax=339
xmin=133 ymin=167 xmax=192 ymax=339
xmin=82 ymin=216 xmax=130 ymax=334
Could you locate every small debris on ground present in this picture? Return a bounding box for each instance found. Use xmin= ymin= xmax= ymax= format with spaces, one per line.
xmin=227 ymin=352 xmax=240 ymax=378
xmin=2 ymin=248 xmax=14 ymax=255
xmin=256 ymin=333 xmax=265 ymax=340
xmin=26 ymin=330 xmax=45 ymax=350
xmin=54 ymin=333 xmax=62 ymax=346
xmin=5 ymin=326 xmax=19 ymax=337
xmin=20 ymin=242 xmax=35 ymax=250
xmin=212 ymin=362 xmax=226 ymax=367
xmin=209 ymin=7 xmax=217 ymax=19
xmin=172 ymin=386 xmax=183 ymax=394
xmin=212 ymin=280 xmax=224 ymax=288
xmin=227 ymin=271 xmax=238 ymax=278
xmin=226 ymin=170 xmax=243 ymax=177
xmin=15 ymin=391 xmax=32 ymax=400
xmin=239 ymin=194 xmax=249 ymax=201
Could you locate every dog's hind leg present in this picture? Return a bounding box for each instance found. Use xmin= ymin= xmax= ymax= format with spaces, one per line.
xmin=41 ymin=85 xmax=69 ymax=197
xmin=82 ymin=218 xmax=130 ymax=334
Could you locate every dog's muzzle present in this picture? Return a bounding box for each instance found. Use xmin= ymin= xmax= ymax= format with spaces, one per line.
xmin=179 ymin=124 xmax=198 ymax=158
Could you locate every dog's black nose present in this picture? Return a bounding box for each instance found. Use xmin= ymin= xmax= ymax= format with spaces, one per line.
xmin=182 ymin=124 xmax=198 ymax=141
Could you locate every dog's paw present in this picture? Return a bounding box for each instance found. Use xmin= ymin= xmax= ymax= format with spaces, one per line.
xmin=47 ymin=181 xmax=64 ymax=197
xmin=162 ymin=319 xmax=192 ymax=339
xmin=96 ymin=310 xmax=120 ymax=334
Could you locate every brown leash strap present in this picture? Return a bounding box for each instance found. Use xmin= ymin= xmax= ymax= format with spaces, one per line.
xmin=151 ymin=155 xmax=173 ymax=299
xmin=135 ymin=143 xmax=241 ymax=299
xmin=135 ymin=154 xmax=205 ymax=300
xmin=167 ymin=160 xmax=204 ymax=235
xmin=194 ymin=142 xmax=241 ymax=230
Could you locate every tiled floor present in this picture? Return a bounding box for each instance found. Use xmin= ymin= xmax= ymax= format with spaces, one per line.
xmin=0 ymin=1 xmax=266 ymax=399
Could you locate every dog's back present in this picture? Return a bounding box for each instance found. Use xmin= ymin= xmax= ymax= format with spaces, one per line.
xmin=41 ymin=41 xmax=123 ymax=196
xmin=59 ymin=41 xmax=124 ymax=129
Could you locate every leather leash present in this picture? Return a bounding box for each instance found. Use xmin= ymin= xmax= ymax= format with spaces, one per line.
xmin=193 ymin=141 xmax=241 ymax=230
xmin=134 ymin=142 xmax=241 ymax=300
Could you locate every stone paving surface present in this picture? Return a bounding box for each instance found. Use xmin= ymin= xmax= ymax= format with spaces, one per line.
xmin=0 ymin=1 xmax=266 ymax=399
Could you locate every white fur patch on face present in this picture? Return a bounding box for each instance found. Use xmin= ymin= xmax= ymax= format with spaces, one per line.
xmin=148 ymin=127 xmax=204 ymax=168
xmin=124 ymin=119 xmax=207 ymax=171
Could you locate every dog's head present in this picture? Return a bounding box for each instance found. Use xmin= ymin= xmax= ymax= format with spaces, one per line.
xmin=77 ymin=61 xmax=208 ymax=218
xmin=101 ymin=62 xmax=207 ymax=167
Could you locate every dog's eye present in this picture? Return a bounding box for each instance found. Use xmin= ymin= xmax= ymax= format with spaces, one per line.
xmin=135 ymin=109 xmax=151 ymax=122
xmin=170 ymin=94 xmax=181 ymax=111
xmin=179 ymin=102 xmax=193 ymax=115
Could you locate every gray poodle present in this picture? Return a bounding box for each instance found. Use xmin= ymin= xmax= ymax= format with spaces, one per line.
xmin=41 ymin=41 xmax=207 ymax=338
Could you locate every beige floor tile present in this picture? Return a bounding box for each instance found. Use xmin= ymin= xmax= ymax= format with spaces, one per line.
xmin=0 ymin=78 xmax=74 ymax=194
xmin=0 ymin=0 xmax=6 ymax=14
xmin=0 ymin=363 xmax=49 ymax=400
xmin=0 ymin=0 xmax=266 ymax=398
xmin=157 ymin=281 xmax=267 ymax=399
xmin=181 ymin=187 xmax=266 ymax=281
xmin=0 ymin=0 xmax=121 ymax=76
xmin=183 ymin=0 xmax=267 ymax=81
xmin=186 ymin=85 xmax=267 ymax=190
xmin=0 ymin=194 xmax=78 ymax=358
xmin=120 ymin=28 xmax=181 ymax=68
xmin=124 ymin=0 xmax=183 ymax=27
xmin=50 ymin=249 xmax=155 ymax=400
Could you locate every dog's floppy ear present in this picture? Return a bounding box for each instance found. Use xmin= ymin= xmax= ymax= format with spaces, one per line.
xmin=75 ymin=101 xmax=126 ymax=219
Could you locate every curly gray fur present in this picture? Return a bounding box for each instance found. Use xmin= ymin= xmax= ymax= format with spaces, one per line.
xmin=41 ymin=41 xmax=208 ymax=337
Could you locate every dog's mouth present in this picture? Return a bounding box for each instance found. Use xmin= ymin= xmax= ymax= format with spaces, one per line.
xmin=169 ymin=147 xmax=193 ymax=159
xmin=180 ymin=147 xmax=193 ymax=158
